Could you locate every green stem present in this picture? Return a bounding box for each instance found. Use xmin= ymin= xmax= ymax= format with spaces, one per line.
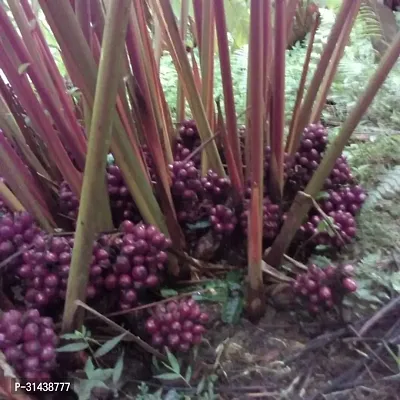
xmin=62 ymin=0 xmax=132 ymax=332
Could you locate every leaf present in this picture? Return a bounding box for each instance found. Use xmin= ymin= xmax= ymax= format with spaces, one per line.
xmin=391 ymin=272 xmax=400 ymax=293
xmin=164 ymin=389 xmax=181 ymax=400
xmin=222 ymin=296 xmax=243 ymax=324
xmin=154 ymin=373 xmax=181 ymax=380
xmin=112 ymin=351 xmax=124 ymax=385
xmin=94 ymin=332 xmax=127 ymax=357
xmin=364 ymin=166 xmax=400 ymax=210
xmin=160 ymin=288 xmax=179 ymax=297
xmin=316 ymin=217 xmax=336 ymax=236
xmin=152 ymin=355 xmax=160 ymax=371
xmin=18 ymin=63 xmax=30 ymax=74
xmin=84 ymin=358 xmax=95 ymax=378
xmin=60 ymin=333 xmax=81 ymax=340
xmin=315 ymin=244 xmax=331 ymax=251
xmin=107 ymin=154 xmax=115 ymax=165
xmin=226 ymin=270 xmax=243 ymax=283
xmin=228 ymin=282 xmax=242 ymax=291
xmin=165 ymin=347 xmax=180 ymax=374
xmin=56 ymin=342 xmax=89 ymax=352
xmin=89 ymin=368 xmax=114 ymax=381
xmin=196 ymin=376 xmax=206 ymax=395
xmin=67 ymin=87 xmax=81 ymax=96
xmin=316 ymin=191 xmax=330 ymax=200
xmin=185 ymin=365 xmax=192 ymax=382
xmin=75 ymin=379 xmax=108 ymax=400
xmin=186 ymin=220 xmax=212 ymax=230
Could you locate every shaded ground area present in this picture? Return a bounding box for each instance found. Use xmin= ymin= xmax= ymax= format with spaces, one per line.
xmin=127 ymin=134 xmax=400 ymax=400
xmin=127 ymin=295 xmax=400 ymax=400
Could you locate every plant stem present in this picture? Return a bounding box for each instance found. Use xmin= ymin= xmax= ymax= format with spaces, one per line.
xmin=247 ymin=0 xmax=266 ymax=322
xmin=269 ymin=0 xmax=286 ymax=201
xmin=0 ymin=181 xmax=25 ymax=212
xmin=62 ymin=0 xmax=132 ymax=332
xmin=176 ymin=0 xmax=189 ymax=122
xmin=310 ymin=8 xmax=359 ymax=123
xmin=289 ymin=0 xmax=358 ymax=156
xmin=214 ymin=0 xmax=244 ymax=193
xmin=286 ymin=9 xmax=320 ymax=154
xmin=266 ymin=29 xmax=400 ymax=268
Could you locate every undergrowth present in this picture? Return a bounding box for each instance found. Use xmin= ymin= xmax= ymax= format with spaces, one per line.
xmin=160 ymin=8 xmax=400 ymax=128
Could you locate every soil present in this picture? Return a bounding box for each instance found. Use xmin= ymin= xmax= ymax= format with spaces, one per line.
xmin=119 ymin=294 xmax=400 ymax=400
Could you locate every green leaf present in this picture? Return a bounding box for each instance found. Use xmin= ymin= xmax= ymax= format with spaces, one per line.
xmin=56 ymin=342 xmax=89 ymax=352
xmin=75 ymin=379 xmax=108 ymax=400
xmin=316 ymin=217 xmax=336 ymax=236
xmin=222 ymin=296 xmax=243 ymax=324
xmin=315 ymin=245 xmax=331 ymax=252
xmin=89 ymin=368 xmax=114 ymax=381
xmin=81 ymin=326 xmax=87 ymax=337
xmin=154 ymin=373 xmax=181 ymax=381
xmin=165 ymin=347 xmax=180 ymax=374
xmin=186 ymin=220 xmax=211 ymax=230
xmin=84 ymin=358 xmax=95 ymax=378
xmin=60 ymin=333 xmax=81 ymax=340
xmin=196 ymin=376 xmax=206 ymax=395
xmin=94 ymin=332 xmax=127 ymax=358
xmin=160 ymin=288 xmax=179 ymax=297
xmin=112 ymin=351 xmax=124 ymax=385
xmin=226 ymin=270 xmax=243 ymax=283
xmin=107 ymin=154 xmax=115 ymax=165
xmin=18 ymin=63 xmax=30 ymax=74
xmin=152 ymin=355 xmax=160 ymax=371
xmin=228 ymin=282 xmax=242 ymax=291
xmin=316 ymin=191 xmax=330 ymax=200
xmin=185 ymin=365 xmax=192 ymax=382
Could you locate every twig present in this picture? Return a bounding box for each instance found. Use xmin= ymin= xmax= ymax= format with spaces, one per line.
xmin=183 ymin=131 xmax=221 ymax=164
xmin=348 ymin=325 xmax=396 ymax=374
xmin=96 ymin=288 xmax=211 ymax=319
xmin=0 ymin=242 xmax=35 ymax=270
xmin=283 ymin=253 xmax=308 ymax=272
xmin=284 ymin=326 xmax=352 ymax=364
xmin=75 ymin=300 xmax=167 ymax=361
xmin=358 ymin=295 xmax=400 ymax=336
xmin=299 ymin=191 xmax=346 ymax=246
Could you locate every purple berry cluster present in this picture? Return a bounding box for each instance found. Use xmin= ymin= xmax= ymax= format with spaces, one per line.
xmin=264 ymin=146 xmax=293 ymax=180
xmin=209 ymin=205 xmax=237 ymax=237
xmin=0 ymin=309 xmax=58 ymax=382
xmin=107 ymin=164 xmax=141 ymax=224
xmin=177 ymin=120 xmax=201 ymax=150
xmin=293 ymin=263 xmax=358 ymax=315
xmin=289 ymin=123 xmax=328 ymax=190
xmin=0 ymin=212 xmax=41 ymax=266
xmin=170 ymin=161 xmax=231 ymax=226
xmin=203 ymin=170 xmax=232 ymax=202
xmin=59 ymin=164 xmax=141 ymax=227
xmin=19 ymin=235 xmax=111 ymax=308
xmin=106 ymin=220 xmax=171 ymax=310
xmin=300 ymin=210 xmax=357 ymax=248
xmin=58 ymin=181 xmax=79 ymax=221
xmin=141 ymin=144 xmax=157 ymax=181
xmin=324 ymin=155 xmax=354 ymax=189
xmin=240 ymin=196 xmax=281 ymax=242
xmin=145 ymin=298 xmax=208 ymax=353
xmin=319 ymin=186 xmax=367 ymax=216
